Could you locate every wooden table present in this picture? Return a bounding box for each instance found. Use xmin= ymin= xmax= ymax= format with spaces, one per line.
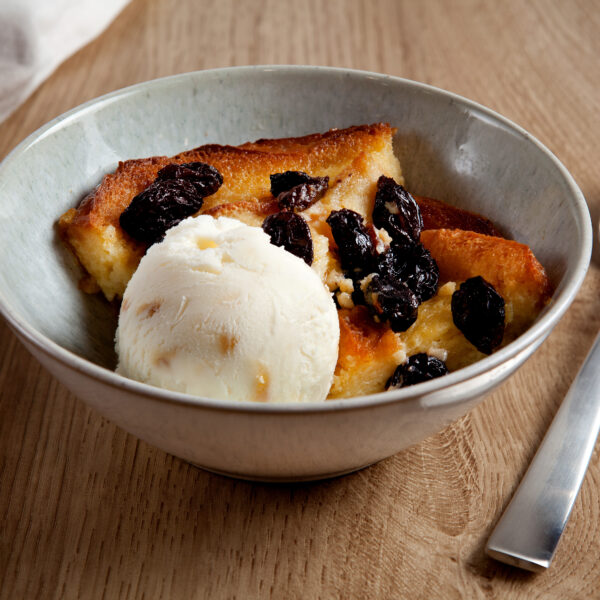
xmin=1 ymin=1 xmax=598 ymax=597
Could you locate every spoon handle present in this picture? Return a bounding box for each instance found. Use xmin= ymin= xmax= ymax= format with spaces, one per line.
xmin=485 ymin=332 xmax=600 ymax=571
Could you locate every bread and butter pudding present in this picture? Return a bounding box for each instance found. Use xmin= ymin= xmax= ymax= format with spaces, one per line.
xmin=58 ymin=123 xmax=552 ymax=402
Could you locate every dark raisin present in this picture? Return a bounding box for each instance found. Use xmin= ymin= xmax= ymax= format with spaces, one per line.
xmin=373 ymin=176 xmax=423 ymax=245
xmin=156 ymin=161 xmax=223 ymax=197
xmin=326 ymin=209 xmax=376 ymax=276
xmin=351 ymin=285 xmax=366 ymax=307
xmin=377 ymin=242 xmax=439 ymax=302
xmin=270 ymin=171 xmax=321 ymax=196
xmin=363 ymin=274 xmax=419 ymax=332
xmin=270 ymin=171 xmax=329 ymax=213
xmin=262 ymin=212 xmax=313 ymax=265
xmin=386 ymin=353 xmax=449 ymax=389
xmin=119 ymin=179 xmax=205 ymax=245
xmin=277 ymin=179 xmax=329 ymax=212
xmin=451 ymin=276 xmax=505 ymax=354
xmin=119 ymin=162 xmax=223 ymax=245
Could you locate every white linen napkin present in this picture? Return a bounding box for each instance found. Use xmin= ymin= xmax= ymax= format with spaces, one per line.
xmin=0 ymin=0 xmax=130 ymax=124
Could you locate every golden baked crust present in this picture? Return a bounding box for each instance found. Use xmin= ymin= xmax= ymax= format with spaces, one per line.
xmin=415 ymin=196 xmax=502 ymax=237
xmin=58 ymin=123 xmax=553 ymax=399
xmin=421 ymin=228 xmax=552 ymax=335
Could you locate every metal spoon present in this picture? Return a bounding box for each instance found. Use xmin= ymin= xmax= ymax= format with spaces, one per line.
xmin=485 ymin=331 xmax=600 ymax=571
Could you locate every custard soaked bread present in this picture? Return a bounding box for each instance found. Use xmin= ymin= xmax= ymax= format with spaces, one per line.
xmin=59 ymin=124 xmax=402 ymax=300
xmin=58 ymin=124 xmax=552 ymax=399
xmin=331 ymin=230 xmax=552 ymax=398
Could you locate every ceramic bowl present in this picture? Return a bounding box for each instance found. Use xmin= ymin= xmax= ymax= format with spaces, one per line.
xmin=0 ymin=66 xmax=591 ymax=481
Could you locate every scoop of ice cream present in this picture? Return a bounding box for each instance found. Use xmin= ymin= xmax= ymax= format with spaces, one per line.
xmin=115 ymin=215 xmax=340 ymax=403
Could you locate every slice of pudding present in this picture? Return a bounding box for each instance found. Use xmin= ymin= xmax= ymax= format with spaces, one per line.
xmin=58 ymin=124 xmax=552 ymax=398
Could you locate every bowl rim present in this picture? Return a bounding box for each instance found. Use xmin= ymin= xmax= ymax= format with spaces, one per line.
xmin=0 ymin=65 xmax=592 ymax=414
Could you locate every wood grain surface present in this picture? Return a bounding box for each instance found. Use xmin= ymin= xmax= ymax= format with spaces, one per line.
xmin=1 ymin=0 xmax=599 ymax=598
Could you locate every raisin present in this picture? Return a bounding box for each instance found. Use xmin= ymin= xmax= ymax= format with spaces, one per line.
xmin=156 ymin=161 xmax=223 ymax=197
xmin=363 ymin=274 xmax=419 ymax=332
xmin=326 ymin=209 xmax=376 ymax=276
xmin=119 ymin=179 xmax=205 ymax=245
xmin=451 ymin=276 xmax=505 ymax=354
xmin=373 ymin=176 xmax=423 ymax=245
xmin=120 ymin=161 xmax=223 ymax=245
xmin=377 ymin=242 xmax=439 ymax=302
xmin=262 ymin=212 xmax=314 ymax=265
xmin=277 ymin=180 xmax=329 ymax=212
xmin=270 ymin=171 xmax=321 ymax=196
xmin=386 ymin=353 xmax=449 ymax=389
xmin=270 ymin=171 xmax=329 ymax=212
xmin=351 ymin=285 xmax=366 ymax=307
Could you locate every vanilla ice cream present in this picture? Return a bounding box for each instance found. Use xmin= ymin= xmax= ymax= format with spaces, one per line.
xmin=115 ymin=215 xmax=340 ymax=403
